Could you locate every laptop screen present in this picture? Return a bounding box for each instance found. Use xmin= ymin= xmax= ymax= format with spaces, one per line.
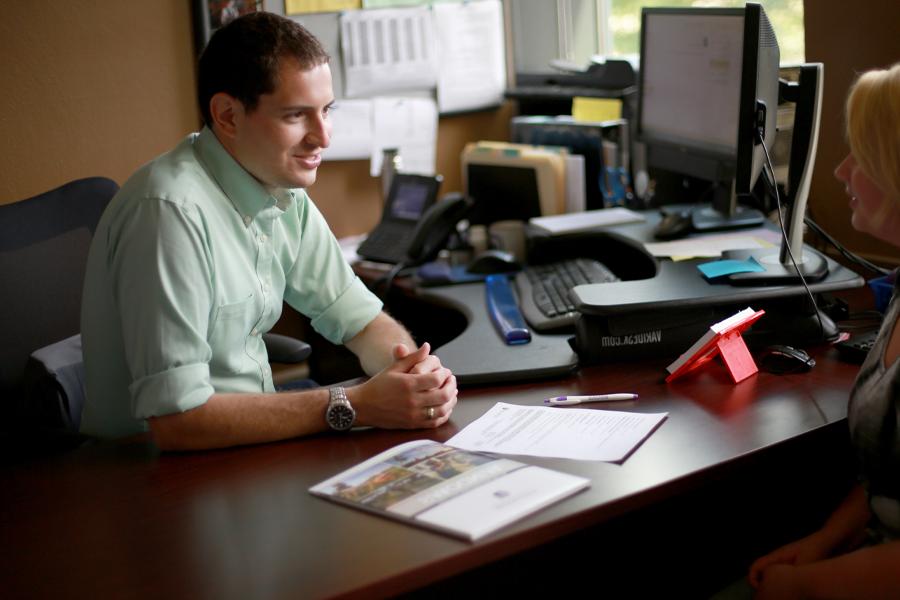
xmin=389 ymin=178 xmax=434 ymax=221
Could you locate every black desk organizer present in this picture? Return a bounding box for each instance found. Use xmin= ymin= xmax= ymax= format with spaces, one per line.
xmin=571 ymin=255 xmax=865 ymax=365
xmin=423 ymin=221 xmax=864 ymax=381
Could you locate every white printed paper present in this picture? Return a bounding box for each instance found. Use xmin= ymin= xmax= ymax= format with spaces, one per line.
xmin=323 ymin=99 xmax=373 ymax=161
xmin=433 ymin=0 xmax=506 ymax=113
xmin=529 ymin=208 xmax=645 ymax=235
xmin=341 ymin=7 xmax=438 ymax=98
xmin=447 ymin=402 xmax=667 ymax=462
xmin=370 ymin=96 xmax=438 ymax=176
xmin=643 ymin=227 xmax=781 ymax=259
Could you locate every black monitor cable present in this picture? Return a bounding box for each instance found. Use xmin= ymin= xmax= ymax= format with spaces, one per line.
xmin=802 ymin=217 xmax=892 ymax=277
xmin=373 ymin=260 xmax=410 ymax=301
xmin=757 ymin=132 xmax=827 ymax=343
xmin=756 ymin=157 xmax=889 ymax=277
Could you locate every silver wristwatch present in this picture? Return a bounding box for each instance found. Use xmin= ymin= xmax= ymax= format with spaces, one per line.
xmin=325 ymin=386 xmax=355 ymax=431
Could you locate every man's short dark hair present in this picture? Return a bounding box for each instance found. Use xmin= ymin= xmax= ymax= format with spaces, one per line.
xmin=197 ymin=12 xmax=329 ymax=127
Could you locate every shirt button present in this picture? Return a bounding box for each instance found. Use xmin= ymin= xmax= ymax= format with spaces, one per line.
xmin=259 ymin=234 xmax=268 ymax=244
xmin=243 ymin=215 xmax=252 ymax=226
xmin=251 ymin=328 xmax=259 ymax=336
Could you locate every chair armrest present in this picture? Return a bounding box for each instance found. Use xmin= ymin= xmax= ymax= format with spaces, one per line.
xmin=263 ymin=333 xmax=312 ymax=364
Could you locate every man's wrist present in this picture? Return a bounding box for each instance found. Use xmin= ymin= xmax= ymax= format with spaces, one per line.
xmin=344 ymin=385 xmax=368 ymax=427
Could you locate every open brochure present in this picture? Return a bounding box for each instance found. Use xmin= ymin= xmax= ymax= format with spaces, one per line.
xmin=309 ymin=440 xmax=590 ymax=541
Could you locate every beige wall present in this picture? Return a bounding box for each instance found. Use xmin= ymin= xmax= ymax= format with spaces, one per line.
xmin=804 ymin=0 xmax=900 ymax=266
xmin=4 ymin=1 xmax=897 ymax=260
xmin=0 ymin=1 xmax=200 ymax=205
xmin=0 ymin=2 xmax=511 ymax=238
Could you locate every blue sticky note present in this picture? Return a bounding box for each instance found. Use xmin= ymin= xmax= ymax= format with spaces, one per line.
xmin=697 ymin=257 xmax=765 ymax=280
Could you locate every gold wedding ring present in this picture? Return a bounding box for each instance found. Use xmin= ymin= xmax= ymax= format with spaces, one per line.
xmin=427 ymin=406 xmax=435 ymax=420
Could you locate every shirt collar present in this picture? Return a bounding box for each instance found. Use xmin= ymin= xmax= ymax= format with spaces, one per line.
xmin=193 ymin=127 xmax=295 ymax=224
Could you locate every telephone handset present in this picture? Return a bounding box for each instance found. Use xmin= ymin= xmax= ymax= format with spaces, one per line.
xmin=405 ymin=193 xmax=473 ymax=266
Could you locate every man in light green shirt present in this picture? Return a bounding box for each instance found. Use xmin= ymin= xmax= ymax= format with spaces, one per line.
xmin=80 ymin=12 xmax=457 ymax=449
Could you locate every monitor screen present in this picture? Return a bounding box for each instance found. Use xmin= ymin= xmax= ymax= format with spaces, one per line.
xmin=465 ymin=163 xmax=542 ymax=226
xmin=389 ymin=179 xmax=433 ymax=220
xmin=638 ymin=4 xmax=779 ymax=226
xmin=640 ymin=11 xmax=744 ymax=161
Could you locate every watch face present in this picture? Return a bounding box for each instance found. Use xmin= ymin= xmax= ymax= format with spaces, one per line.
xmin=327 ymin=404 xmax=354 ymax=431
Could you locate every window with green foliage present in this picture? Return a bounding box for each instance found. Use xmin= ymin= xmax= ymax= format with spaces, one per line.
xmin=608 ymin=0 xmax=805 ymax=64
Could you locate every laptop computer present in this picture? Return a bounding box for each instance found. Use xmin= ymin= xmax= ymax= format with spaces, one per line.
xmin=357 ymin=173 xmax=442 ymax=264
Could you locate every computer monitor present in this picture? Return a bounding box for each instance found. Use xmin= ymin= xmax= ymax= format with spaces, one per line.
xmin=461 ymin=142 xmax=567 ymax=226
xmin=465 ymin=164 xmax=542 ymax=225
xmin=637 ymin=3 xmax=778 ymax=231
xmin=724 ymin=62 xmax=829 ymax=285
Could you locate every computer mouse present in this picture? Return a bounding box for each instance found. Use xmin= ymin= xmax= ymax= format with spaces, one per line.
xmin=758 ymin=344 xmax=816 ymax=374
xmin=466 ymin=249 xmax=521 ymax=274
xmin=653 ymin=211 xmax=694 ymax=240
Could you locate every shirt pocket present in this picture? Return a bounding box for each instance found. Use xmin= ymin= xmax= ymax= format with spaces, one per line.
xmin=209 ymin=294 xmax=254 ymax=375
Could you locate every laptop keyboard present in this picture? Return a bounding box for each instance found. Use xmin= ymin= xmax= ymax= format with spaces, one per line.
xmin=515 ymin=258 xmax=619 ymax=331
xmin=357 ymin=223 xmax=415 ymax=264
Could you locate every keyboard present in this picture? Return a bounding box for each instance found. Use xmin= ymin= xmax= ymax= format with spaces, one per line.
xmin=515 ymin=258 xmax=619 ymax=332
xmin=835 ymin=328 xmax=880 ymax=364
xmin=356 ymin=222 xmax=415 ymax=264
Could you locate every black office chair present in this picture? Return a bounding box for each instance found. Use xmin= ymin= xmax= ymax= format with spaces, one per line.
xmin=0 ymin=177 xmax=119 ymax=452
xmin=0 ymin=178 xmax=313 ymax=456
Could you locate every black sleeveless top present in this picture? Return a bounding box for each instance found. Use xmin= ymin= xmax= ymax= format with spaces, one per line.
xmin=848 ymin=276 xmax=900 ymax=541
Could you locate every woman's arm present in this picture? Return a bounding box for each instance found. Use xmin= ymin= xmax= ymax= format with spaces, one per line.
xmin=749 ymin=485 xmax=871 ymax=588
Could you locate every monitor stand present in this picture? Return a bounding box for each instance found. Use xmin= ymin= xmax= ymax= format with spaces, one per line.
xmin=725 ymin=64 xmax=829 ymax=287
xmin=722 ymin=247 xmax=829 ymax=286
xmin=691 ymin=204 xmax=765 ymax=231
xmin=690 ymin=181 xmax=765 ymax=232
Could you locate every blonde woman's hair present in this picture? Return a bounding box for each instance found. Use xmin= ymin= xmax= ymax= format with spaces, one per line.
xmin=845 ymin=63 xmax=900 ymax=202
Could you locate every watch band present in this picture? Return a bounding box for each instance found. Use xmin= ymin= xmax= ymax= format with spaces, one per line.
xmin=329 ymin=386 xmax=348 ymax=404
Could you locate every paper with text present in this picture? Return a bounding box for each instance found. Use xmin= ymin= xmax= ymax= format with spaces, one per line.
xmin=286 ymin=0 xmax=359 ymax=14
xmin=323 ymin=99 xmax=373 ymax=161
xmin=530 ymin=207 xmax=645 ymax=234
xmin=434 ymin=0 xmax=506 ymax=113
xmin=341 ymin=7 xmax=438 ymax=98
xmin=447 ymin=403 xmax=668 ymax=462
xmin=370 ymin=96 xmax=438 ymax=176
xmin=643 ymin=227 xmax=781 ymax=259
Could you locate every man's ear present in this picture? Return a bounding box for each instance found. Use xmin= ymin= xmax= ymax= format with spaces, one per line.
xmin=209 ymin=93 xmax=241 ymax=139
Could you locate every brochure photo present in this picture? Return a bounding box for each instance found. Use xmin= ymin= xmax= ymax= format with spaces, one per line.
xmin=309 ymin=440 xmax=590 ymax=541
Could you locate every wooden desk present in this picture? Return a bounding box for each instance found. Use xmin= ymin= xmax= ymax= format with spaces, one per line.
xmin=2 ymin=343 xmax=859 ymax=599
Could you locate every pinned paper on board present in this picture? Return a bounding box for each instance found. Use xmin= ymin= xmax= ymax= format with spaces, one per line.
xmin=370 ymin=97 xmax=438 ymax=176
xmin=340 ymin=7 xmax=438 ymax=98
xmin=433 ymin=0 xmax=506 ymax=113
xmin=286 ymin=0 xmax=360 ymax=14
xmin=322 ymin=99 xmax=373 ymax=161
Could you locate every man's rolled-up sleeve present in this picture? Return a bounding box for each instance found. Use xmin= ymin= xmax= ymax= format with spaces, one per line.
xmin=310 ymin=277 xmax=383 ymax=344
xmin=109 ymin=198 xmax=217 ymax=419
xmin=284 ymin=195 xmax=383 ymax=344
xmin=130 ymin=363 xmax=214 ymax=419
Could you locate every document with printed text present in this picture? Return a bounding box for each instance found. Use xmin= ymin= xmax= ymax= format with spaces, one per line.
xmin=447 ymin=402 xmax=667 ymax=462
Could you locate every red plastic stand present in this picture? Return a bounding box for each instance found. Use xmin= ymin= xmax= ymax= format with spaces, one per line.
xmin=665 ymin=309 xmax=765 ymax=384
